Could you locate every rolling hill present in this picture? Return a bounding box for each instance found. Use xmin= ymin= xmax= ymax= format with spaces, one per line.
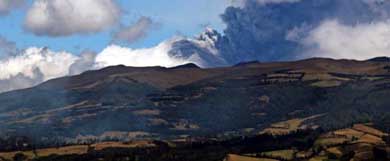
xmin=0 ymin=57 xmax=390 ymax=150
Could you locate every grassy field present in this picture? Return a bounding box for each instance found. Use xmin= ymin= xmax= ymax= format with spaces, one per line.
xmin=0 ymin=123 xmax=387 ymax=161
xmin=314 ymin=137 xmax=349 ymax=147
xmin=0 ymin=141 xmax=155 ymax=160
xmin=310 ymin=80 xmax=342 ymax=87
xmin=0 ymin=145 xmax=88 ymax=160
xmin=261 ymin=114 xmax=325 ymax=136
xmin=261 ymin=119 xmax=302 ymax=135
xmin=225 ymin=154 xmax=279 ymax=161
xmin=333 ymin=128 xmax=365 ymax=139
xmin=260 ymin=149 xmax=296 ymax=160
xmin=352 ymin=124 xmax=388 ymax=137
xmin=308 ymin=156 xmax=328 ymax=161
xmin=356 ymin=134 xmax=385 ymax=145
xmin=326 ymin=147 xmax=343 ymax=158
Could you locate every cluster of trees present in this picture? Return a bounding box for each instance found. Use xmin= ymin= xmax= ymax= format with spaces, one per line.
xmin=0 ymin=136 xmax=32 ymax=152
xmin=0 ymin=130 xmax=320 ymax=161
xmin=2 ymin=123 xmax=388 ymax=161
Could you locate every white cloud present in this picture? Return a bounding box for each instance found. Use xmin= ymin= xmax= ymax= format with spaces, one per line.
xmin=95 ymin=38 xmax=191 ymax=68
xmin=0 ymin=68 xmax=44 ymax=93
xmin=113 ymin=17 xmax=156 ymax=44
xmin=302 ymin=19 xmax=390 ymax=60
xmin=0 ymin=0 xmax=24 ymax=15
xmin=0 ymin=47 xmax=79 ymax=92
xmin=69 ymin=50 xmax=97 ymax=75
xmin=0 ymin=36 xmax=217 ymax=93
xmin=0 ymin=47 xmax=77 ymax=81
xmin=24 ymin=0 xmax=120 ymax=36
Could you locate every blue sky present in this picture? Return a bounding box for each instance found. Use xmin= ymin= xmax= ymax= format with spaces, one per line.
xmin=0 ymin=0 xmax=230 ymax=55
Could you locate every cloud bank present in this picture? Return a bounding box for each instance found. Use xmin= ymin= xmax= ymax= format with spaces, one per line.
xmin=0 ymin=35 xmax=220 ymax=92
xmin=0 ymin=47 xmax=77 ymax=92
xmin=303 ymin=19 xmax=390 ymax=60
xmin=24 ymin=0 xmax=120 ymax=36
xmin=96 ymin=39 xmax=190 ymax=68
xmin=0 ymin=47 xmax=77 ymax=81
xmin=68 ymin=50 xmax=97 ymax=75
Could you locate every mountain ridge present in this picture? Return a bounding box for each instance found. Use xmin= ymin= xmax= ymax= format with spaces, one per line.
xmin=0 ymin=57 xmax=390 ymax=147
xmin=4 ymin=56 xmax=389 ymax=94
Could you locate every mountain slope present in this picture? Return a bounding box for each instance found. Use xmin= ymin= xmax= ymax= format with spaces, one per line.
xmin=0 ymin=58 xmax=390 ymax=146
